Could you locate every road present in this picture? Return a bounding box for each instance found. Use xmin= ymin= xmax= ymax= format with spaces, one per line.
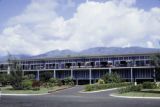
xmin=0 ymin=86 xmax=160 ymax=107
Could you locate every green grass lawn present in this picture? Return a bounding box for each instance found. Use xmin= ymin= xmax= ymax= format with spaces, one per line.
xmin=118 ymin=89 xmax=160 ymax=97
xmin=0 ymin=85 xmax=70 ymax=94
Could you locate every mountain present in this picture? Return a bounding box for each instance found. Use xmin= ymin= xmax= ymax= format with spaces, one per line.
xmin=0 ymin=47 xmax=160 ymax=62
xmin=80 ymin=47 xmax=160 ymax=55
xmin=32 ymin=49 xmax=77 ymax=58
xmin=0 ymin=56 xmax=8 ymax=63
xmin=32 ymin=47 xmax=160 ymax=58
xmin=0 ymin=54 xmax=30 ymax=63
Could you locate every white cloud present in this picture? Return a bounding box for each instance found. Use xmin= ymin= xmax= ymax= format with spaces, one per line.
xmin=8 ymin=0 xmax=58 ymax=25
xmin=0 ymin=0 xmax=160 ymax=55
xmin=147 ymin=41 xmax=154 ymax=48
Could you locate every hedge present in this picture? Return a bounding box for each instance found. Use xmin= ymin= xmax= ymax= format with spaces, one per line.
xmin=118 ymin=84 xmax=143 ymax=94
xmin=22 ymin=80 xmax=33 ymax=90
xmin=142 ymin=82 xmax=157 ymax=89
xmin=85 ymin=82 xmax=132 ymax=91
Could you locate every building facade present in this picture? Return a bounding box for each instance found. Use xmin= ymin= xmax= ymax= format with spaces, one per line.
xmin=0 ymin=53 xmax=158 ymax=84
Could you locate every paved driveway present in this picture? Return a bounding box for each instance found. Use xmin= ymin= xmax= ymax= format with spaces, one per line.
xmin=0 ymin=86 xmax=160 ymax=107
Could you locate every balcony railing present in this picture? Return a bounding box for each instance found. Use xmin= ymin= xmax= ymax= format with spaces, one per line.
xmin=0 ymin=61 xmax=153 ymax=71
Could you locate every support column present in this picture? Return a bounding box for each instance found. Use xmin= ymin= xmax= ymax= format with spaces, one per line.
xmin=130 ymin=68 xmax=133 ymax=82
xmin=7 ymin=66 xmax=10 ymax=75
xmin=36 ymin=70 xmax=40 ymax=81
xmin=76 ymin=79 xmax=78 ymax=85
xmin=71 ymin=69 xmax=73 ymax=79
xmin=89 ymin=68 xmax=92 ymax=84
xmin=154 ymin=68 xmax=156 ymax=82
xmin=109 ymin=68 xmax=112 ymax=75
xmin=54 ymin=69 xmax=56 ymax=78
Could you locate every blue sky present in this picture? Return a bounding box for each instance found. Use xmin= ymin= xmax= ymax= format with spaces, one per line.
xmin=0 ymin=0 xmax=159 ymax=26
xmin=0 ymin=0 xmax=160 ymax=55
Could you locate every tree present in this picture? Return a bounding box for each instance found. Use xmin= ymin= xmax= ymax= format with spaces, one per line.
xmin=8 ymin=54 xmax=24 ymax=90
xmin=9 ymin=62 xmax=24 ymax=89
xmin=151 ymin=54 xmax=160 ymax=81
xmin=151 ymin=54 xmax=160 ymax=67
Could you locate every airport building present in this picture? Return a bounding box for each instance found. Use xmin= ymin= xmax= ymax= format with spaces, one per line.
xmin=0 ymin=52 xmax=158 ymax=84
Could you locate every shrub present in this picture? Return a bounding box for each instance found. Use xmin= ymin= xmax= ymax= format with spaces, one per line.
xmin=40 ymin=72 xmax=53 ymax=82
xmin=68 ymin=81 xmax=74 ymax=86
xmin=56 ymin=79 xmax=63 ymax=86
xmin=131 ymin=84 xmax=143 ymax=91
xmin=32 ymin=80 xmax=41 ymax=88
xmin=64 ymin=77 xmax=74 ymax=86
xmin=44 ymin=82 xmax=54 ymax=88
xmin=85 ymin=82 xmax=132 ymax=91
xmin=118 ymin=87 xmax=129 ymax=94
xmin=49 ymin=78 xmax=62 ymax=86
xmin=49 ymin=78 xmax=57 ymax=83
xmin=85 ymin=85 xmax=95 ymax=91
xmin=23 ymin=74 xmax=35 ymax=80
xmin=48 ymin=82 xmax=54 ymax=87
xmin=142 ymin=82 xmax=157 ymax=89
xmin=97 ymin=79 xmax=105 ymax=84
xmin=102 ymin=73 xmax=122 ymax=83
xmin=0 ymin=74 xmax=10 ymax=86
xmin=156 ymin=82 xmax=160 ymax=88
xmin=118 ymin=84 xmax=142 ymax=94
xmin=22 ymin=80 xmax=32 ymax=90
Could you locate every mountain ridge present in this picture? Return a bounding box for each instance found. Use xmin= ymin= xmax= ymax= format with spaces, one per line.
xmin=0 ymin=47 xmax=160 ymax=62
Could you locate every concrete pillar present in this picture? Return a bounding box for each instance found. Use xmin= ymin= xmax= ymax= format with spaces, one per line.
xmin=154 ymin=68 xmax=156 ymax=82
xmin=71 ymin=69 xmax=73 ymax=79
xmin=131 ymin=68 xmax=133 ymax=82
xmin=7 ymin=66 xmax=10 ymax=75
xmin=89 ymin=68 xmax=92 ymax=84
xmin=54 ymin=69 xmax=56 ymax=78
xmin=94 ymin=79 xmax=97 ymax=84
xmin=36 ymin=70 xmax=40 ymax=81
xmin=109 ymin=68 xmax=112 ymax=75
xmin=76 ymin=79 xmax=78 ymax=85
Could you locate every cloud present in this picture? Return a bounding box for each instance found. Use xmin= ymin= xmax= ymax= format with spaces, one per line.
xmin=8 ymin=0 xmax=58 ymax=25
xmin=0 ymin=0 xmax=160 ymax=55
xmin=147 ymin=41 xmax=154 ymax=48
